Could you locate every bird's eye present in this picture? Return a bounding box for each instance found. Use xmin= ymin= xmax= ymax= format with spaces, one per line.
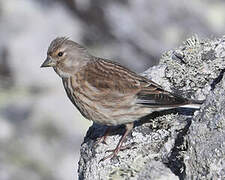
xmin=58 ymin=52 xmax=63 ymax=57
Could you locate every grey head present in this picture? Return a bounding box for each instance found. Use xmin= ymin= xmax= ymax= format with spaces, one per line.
xmin=41 ymin=37 xmax=91 ymax=78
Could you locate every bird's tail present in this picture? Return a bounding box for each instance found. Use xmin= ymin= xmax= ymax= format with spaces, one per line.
xmin=180 ymin=99 xmax=204 ymax=109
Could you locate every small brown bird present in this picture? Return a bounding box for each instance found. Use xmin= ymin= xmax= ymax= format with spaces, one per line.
xmin=41 ymin=37 xmax=202 ymax=161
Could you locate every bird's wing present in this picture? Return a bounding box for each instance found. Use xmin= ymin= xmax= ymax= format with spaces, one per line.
xmin=81 ymin=58 xmax=188 ymax=107
xmin=83 ymin=59 xmax=142 ymax=96
xmin=136 ymin=86 xmax=189 ymax=107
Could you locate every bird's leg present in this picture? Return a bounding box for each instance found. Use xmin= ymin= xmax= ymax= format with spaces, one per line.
xmin=100 ymin=122 xmax=134 ymax=162
xmin=94 ymin=126 xmax=112 ymax=147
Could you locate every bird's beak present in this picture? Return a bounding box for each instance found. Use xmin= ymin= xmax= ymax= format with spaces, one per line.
xmin=41 ymin=57 xmax=56 ymax=68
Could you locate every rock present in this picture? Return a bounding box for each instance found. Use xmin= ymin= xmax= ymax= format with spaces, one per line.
xmin=137 ymin=161 xmax=178 ymax=180
xmin=185 ymin=70 xmax=225 ymax=179
xmin=78 ymin=35 xmax=225 ymax=179
xmin=79 ymin=113 xmax=190 ymax=180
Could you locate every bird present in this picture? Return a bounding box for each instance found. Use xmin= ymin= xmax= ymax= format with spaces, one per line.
xmin=41 ymin=37 xmax=202 ymax=161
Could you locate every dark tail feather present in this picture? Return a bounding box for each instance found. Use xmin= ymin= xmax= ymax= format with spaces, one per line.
xmin=136 ymin=91 xmax=204 ymax=109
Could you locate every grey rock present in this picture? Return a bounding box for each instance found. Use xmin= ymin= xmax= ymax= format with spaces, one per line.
xmin=185 ymin=68 xmax=225 ymax=179
xmin=78 ymin=36 xmax=225 ymax=179
xmin=137 ymin=161 xmax=178 ymax=180
xmin=79 ymin=113 xmax=189 ymax=180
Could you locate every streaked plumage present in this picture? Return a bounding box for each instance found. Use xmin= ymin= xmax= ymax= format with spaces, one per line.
xmin=41 ymin=37 xmax=202 ymax=161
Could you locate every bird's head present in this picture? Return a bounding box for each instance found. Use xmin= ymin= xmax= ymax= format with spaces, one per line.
xmin=41 ymin=37 xmax=91 ymax=78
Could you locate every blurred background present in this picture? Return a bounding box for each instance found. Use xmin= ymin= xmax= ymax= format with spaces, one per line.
xmin=0 ymin=0 xmax=225 ymax=179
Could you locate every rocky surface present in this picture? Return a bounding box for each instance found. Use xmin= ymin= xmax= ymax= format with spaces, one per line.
xmin=185 ymin=68 xmax=225 ymax=178
xmin=78 ymin=36 xmax=225 ymax=179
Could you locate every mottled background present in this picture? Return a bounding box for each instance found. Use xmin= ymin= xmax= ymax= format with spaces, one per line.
xmin=0 ymin=0 xmax=225 ymax=179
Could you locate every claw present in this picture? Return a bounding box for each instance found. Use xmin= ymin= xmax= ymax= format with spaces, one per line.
xmin=99 ymin=149 xmax=119 ymax=162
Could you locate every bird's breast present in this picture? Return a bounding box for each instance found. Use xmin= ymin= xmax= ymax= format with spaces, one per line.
xmin=62 ymin=77 xmax=108 ymax=122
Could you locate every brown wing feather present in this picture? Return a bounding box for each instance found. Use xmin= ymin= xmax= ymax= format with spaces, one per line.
xmin=77 ymin=58 xmax=188 ymax=107
xmin=136 ymin=89 xmax=189 ymax=107
xmin=83 ymin=58 xmax=143 ymax=95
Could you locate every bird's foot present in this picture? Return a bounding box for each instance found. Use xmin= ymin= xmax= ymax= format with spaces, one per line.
xmin=105 ymin=143 xmax=134 ymax=153
xmin=99 ymin=147 xmax=120 ymax=162
xmin=99 ymin=142 xmax=137 ymax=162
xmin=99 ymin=123 xmax=134 ymax=162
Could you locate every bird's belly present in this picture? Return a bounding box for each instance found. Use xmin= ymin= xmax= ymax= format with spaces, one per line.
xmin=88 ymin=104 xmax=151 ymax=126
xmin=67 ymin=93 xmax=151 ymax=126
xmin=66 ymin=91 xmax=145 ymax=126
